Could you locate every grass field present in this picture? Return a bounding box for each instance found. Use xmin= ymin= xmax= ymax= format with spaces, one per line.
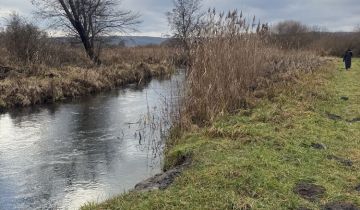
xmin=83 ymin=58 xmax=360 ymax=210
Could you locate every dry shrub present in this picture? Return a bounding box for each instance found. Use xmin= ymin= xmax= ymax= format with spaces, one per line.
xmin=0 ymin=14 xmax=90 ymax=68
xmin=3 ymin=14 xmax=48 ymax=65
xmin=101 ymin=46 xmax=182 ymax=67
xmin=180 ymin=10 xmax=322 ymax=127
xmin=40 ymin=43 xmax=91 ymax=67
xmin=308 ymin=33 xmax=360 ymax=57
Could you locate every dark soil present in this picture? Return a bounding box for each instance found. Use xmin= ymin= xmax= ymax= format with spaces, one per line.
xmin=348 ymin=118 xmax=360 ymax=123
xmin=355 ymin=184 xmax=360 ymax=192
xmin=0 ymin=65 xmax=13 ymax=80
xmin=300 ymin=142 xmax=326 ymax=150
xmin=326 ymin=112 xmax=342 ymax=121
xmin=327 ymin=155 xmax=353 ymax=167
xmin=323 ymin=201 xmax=360 ymax=210
xmin=311 ymin=143 xmax=327 ymax=150
xmin=293 ymin=181 xmax=326 ymax=201
xmin=340 ymin=96 xmax=349 ymax=101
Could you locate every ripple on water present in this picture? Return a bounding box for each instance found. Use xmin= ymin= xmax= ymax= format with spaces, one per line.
xmin=0 ymin=72 xmax=185 ymax=209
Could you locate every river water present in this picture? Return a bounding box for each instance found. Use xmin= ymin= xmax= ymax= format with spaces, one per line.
xmin=0 ymin=72 xmax=184 ymax=210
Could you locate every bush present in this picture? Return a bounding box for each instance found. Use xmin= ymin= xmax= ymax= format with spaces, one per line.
xmin=3 ymin=14 xmax=48 ymax=64
xmin=308 ymin=33 xmax=360 ymax=57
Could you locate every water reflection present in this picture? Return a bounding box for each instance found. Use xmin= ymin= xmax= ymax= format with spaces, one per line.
xmin=0 ymin=72 xmax=184 ymax=210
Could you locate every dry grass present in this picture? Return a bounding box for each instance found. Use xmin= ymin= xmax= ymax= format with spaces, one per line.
xmin=0 ymin=45 xmax=179 ymax=110
xmin=101 ymin=46 xmax=182 ymax=66
xmin=0 ymin=62 xmax=172 ymax=109
xmin=179 ymin=10 xmax=323 ymax=127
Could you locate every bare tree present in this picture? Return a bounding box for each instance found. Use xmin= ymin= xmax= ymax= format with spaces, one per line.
xmin=32 ymin=0 xmax=141 ymax=64
xmin=166 ymin=0 xmax=203 ymax=51
xmin=271 ymin=20 xmax=312 ymax=49
xmin=4 ymin=13 xmax=48 ymax=64
xmin=273 ymin=20 xmax=309 ymax=35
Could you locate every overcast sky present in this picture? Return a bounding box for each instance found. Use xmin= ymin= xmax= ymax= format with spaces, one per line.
xmin=0 ymin=0 xmax=359 ymax=36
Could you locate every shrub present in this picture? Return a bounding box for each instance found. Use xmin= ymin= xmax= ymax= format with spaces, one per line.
xmin=3 ymin=14 xmax=48 ymax=64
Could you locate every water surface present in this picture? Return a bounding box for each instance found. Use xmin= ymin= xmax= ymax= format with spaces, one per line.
xmin=0 ymin=72 xmax=184 ymax=210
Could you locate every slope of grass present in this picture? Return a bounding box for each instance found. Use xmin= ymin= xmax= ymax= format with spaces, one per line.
xmin=83 ymin=58 xmax=360 ymax=209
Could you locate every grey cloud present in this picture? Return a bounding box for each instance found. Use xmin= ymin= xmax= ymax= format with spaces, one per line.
xmin=0 ymin=0 xmax=359 ymax=35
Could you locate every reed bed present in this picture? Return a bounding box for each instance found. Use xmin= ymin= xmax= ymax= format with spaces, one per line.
xmin=179 ymin=10 xmax=323 ymax=127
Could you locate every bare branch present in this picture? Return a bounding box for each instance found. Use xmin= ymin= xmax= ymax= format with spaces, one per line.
xmin=167 ymin=0 xmax=204 ymax=50
xmin=32 ymin=0 xmax=142 ymax=64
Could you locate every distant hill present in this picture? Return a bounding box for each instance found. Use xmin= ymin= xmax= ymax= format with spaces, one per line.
xmin=52 ymin=36 xmax=168 ymax=47
xmin=107 ymin=36 xmax=168 ymax=47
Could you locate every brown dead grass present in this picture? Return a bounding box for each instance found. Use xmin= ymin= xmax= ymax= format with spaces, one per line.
xmin=179 ymin=10 xmax=324 ymax=127
xmin=0 ymin=45 xmax=178 ymax=110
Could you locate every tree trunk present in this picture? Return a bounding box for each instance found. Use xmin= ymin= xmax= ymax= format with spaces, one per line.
xmin=77 ymin=29 xmax=101 ymax=65
xmin=83 ymin=41 xmax=100 ymax=64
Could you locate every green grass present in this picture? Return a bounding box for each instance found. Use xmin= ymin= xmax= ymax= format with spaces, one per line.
xmin=83 ymin=59 xmax=360 ymax=210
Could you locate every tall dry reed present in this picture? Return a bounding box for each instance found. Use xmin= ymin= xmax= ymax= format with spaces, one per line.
xmin=180 ymin=9 xmax=322 ymax=127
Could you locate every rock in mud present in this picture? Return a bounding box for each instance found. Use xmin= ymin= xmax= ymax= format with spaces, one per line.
xmin=293 ymin=181 xmax=326 ymax=201
xmin=134 ymin=156 xmax=191 ymax=192
xmin=323 ymin=201 xmax=360 ymax=210
xmin=311 ymin=143 xmax=327 ymax=150
xmin=327 ymin=155 xmax=353 ymax=167
xmin=134 ymin=167 xmax=183 ymax=191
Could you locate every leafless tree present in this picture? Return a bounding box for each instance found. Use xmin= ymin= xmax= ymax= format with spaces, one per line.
xmin=271 ymin=20 xmax=312 ymax=49
xmin=166 ymin=0 xmax=204 ymax=51
xmin=273 ymin=20 xmax=309 ymax=35
xmin=32 ymin=0 xmax=141 ymax=64
xmin=3 ymin=13 xmax=48 ymax=64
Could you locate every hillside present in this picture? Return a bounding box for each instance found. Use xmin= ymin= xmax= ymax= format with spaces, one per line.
xmin=52 ymin=36 xmax=168 ymax=47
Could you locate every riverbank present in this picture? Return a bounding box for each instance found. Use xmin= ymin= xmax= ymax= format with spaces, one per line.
xmin=0 ymin=63 xmax=173 ymax=111
xmin=82 ymin=58 xmax=360 ymax=209
xmin=0 ymin=46 xmax=178 ymax=111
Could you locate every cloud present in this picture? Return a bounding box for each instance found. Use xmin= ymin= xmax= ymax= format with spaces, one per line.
xmin=0 ymin=0 xmax=34 ymax=16
xmin=0 ymin=0 xmax=359 ymax=36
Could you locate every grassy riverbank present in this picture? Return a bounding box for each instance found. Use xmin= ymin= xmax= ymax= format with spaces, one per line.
xmin=0 ymin=46 xmax=177 ymax=110
xmin=82 ymin=58 xmax=360 ymax=209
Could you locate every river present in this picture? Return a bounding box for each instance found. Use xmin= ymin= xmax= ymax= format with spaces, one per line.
xmin=0 ymin=72 xmax=184 ymax=210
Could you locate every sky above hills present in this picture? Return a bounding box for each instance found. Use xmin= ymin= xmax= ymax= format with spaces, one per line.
xmin=0 ymin=0 xmax=359 ymax=37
